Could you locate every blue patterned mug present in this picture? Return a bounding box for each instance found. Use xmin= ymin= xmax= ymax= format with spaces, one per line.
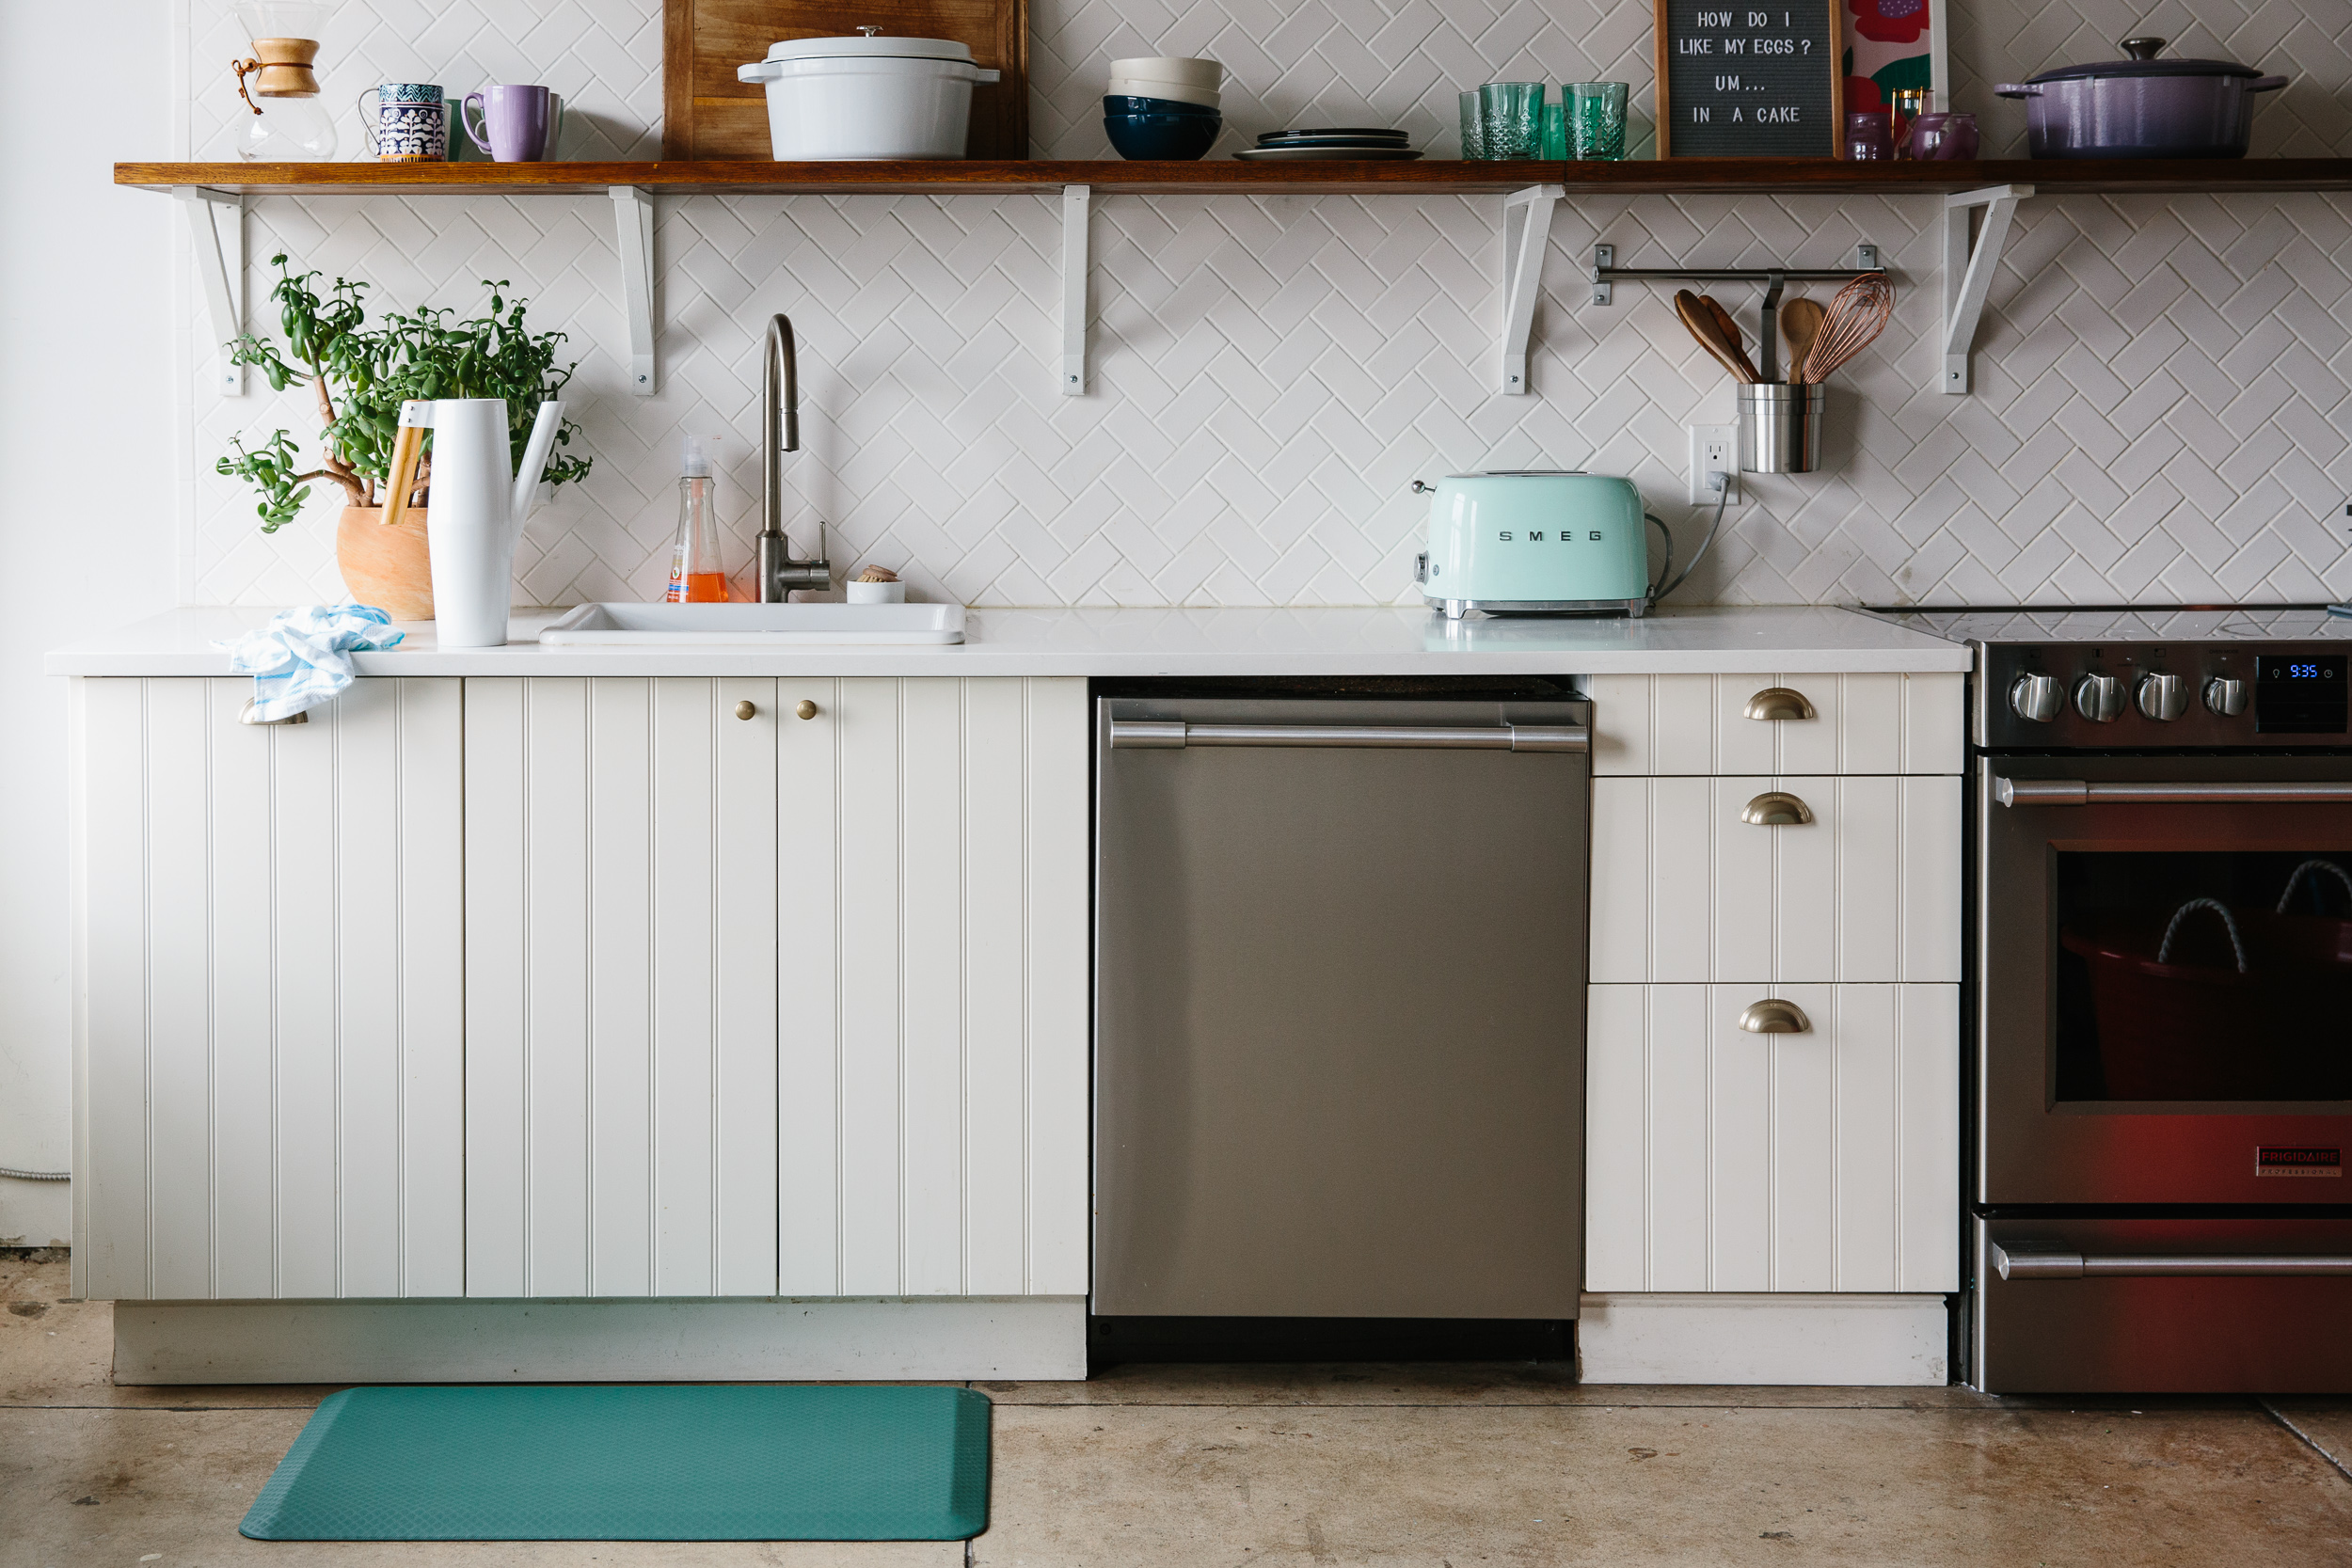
xmin=358 ymin=83 xmax=448 ymax=162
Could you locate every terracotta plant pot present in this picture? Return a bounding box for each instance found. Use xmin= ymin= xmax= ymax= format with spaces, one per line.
xmin=335 ymin=505 xmax=433 ymax=619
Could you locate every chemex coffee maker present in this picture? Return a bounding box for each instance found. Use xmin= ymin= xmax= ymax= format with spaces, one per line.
xmin=231 ymin=1 xmax=340 ymax=161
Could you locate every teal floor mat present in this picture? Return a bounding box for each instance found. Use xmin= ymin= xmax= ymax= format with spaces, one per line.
xmin=239 ymin=1384 xmax=990 ymax=1541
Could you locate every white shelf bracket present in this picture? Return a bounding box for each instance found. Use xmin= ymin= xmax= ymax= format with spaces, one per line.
xmin=1060 ymin=184 xmax=1091 ymax=396
xmin=1941 ymin=182 xmax=2031 ymax=395
xmin=1500 ymin=183 xmax=1565 ymax=395
xmin=174 ymin=186 xmax=245 ymax=397
xmin=609 ymin=185 xmax=656 ymax=396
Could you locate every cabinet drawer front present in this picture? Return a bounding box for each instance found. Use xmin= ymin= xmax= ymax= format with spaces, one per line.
xmin=1585 ymin=983 xmax=1959 ymax=1293
xmin=1591 ymin=775 xmax=1962 ymax=984
xmin=1587 ymin=673 xmax=1963 ymax=776
xmin=78 ymin=677 xmax=465 ymax=1302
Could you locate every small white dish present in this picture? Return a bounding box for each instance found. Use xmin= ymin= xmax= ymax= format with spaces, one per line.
xmin=847 ymin=579 xmax=908 ymax=604
xmin=1109 ymin=56 xmax=1222 ymax=87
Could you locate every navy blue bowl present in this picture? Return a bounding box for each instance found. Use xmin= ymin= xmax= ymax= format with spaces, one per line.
xmin=1104 ymin=112 xmax=1221 ymax=160
xmin=1103 ymin=94 xmax=1219 ymax=118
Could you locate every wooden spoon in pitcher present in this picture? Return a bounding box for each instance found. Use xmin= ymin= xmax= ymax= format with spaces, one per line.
xmin=1675 ymin=290 xmax=1758 ymax=384
xmin=1779 ymin=297 xmax=1827 ymax=384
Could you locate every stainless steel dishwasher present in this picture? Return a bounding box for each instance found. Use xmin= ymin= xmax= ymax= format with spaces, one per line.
xmin=1093 ymin=692 xmax=1589 ymax=1320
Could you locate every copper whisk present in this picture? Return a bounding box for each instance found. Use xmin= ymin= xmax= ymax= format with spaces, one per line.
xmin=1796 ymin=272 xmax=1895 ymax=384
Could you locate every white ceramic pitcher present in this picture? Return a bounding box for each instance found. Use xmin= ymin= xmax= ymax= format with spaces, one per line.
xmin=392 ymin=397 xmax=564 ymax=648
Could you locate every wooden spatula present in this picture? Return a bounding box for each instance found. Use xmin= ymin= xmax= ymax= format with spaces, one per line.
xmin=1699 ymin=294 xmax=1763 ymax=383
xmin=1675 ymin=290 xmax=1757 ymax=384
xmin=1779 ymin=297 xmax=1827 ymax=384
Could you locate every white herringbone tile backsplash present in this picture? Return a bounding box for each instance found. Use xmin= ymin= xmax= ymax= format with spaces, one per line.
xmin=181 ymin=0 xmax=2352 ymax=608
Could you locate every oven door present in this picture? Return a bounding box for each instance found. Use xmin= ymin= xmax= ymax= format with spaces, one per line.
xmin=1979 ymin=754 xmax=2352 ymax=1203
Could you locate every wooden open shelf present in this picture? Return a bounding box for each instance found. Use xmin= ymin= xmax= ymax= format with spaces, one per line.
xmin=115 ymin=157 xmax=2352 ymax=198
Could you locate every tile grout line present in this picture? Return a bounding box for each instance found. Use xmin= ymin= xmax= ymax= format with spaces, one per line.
xmin=2260 ymin=1399 xmax=2352 ymax=1486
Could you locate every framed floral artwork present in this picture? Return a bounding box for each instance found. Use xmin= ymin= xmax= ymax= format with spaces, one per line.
xmin=1842 ymin=0 xmax=1947 ymax=116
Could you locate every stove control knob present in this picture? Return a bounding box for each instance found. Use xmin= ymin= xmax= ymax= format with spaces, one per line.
xmin=2136 ymin=672 xmax=2187 ymax=721
xmin=2074 ymin=672 xmax=2124 ymax=722
xmin=2204 ymin=676 xmax=2247 ymax=717
xmin=2009 ymin=673 xmax=2062 ymax=722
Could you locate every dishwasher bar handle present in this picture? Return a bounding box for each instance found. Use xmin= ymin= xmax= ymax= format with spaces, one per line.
xmin=1994 ymin=1240 xmax=2352 ymax=1279
xmin=1995 ymin=778 xmax=2352 ymax=807
xmin=1110 ymin=720 xmax=1588 ymax=752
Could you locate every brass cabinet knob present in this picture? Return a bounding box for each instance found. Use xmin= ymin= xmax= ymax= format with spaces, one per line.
xmin=1739 ymin=999 xmax=1812 ymax=1034
xmin=735 ymin=700 xmax=757 ymax=721
xmin=1740 ymin=790 xmax=1814 ymax=826
xmin=796 ymin=699 xmax=819 ymax=721
xmin=1742 ymin=686 xmax=1817 ymax=721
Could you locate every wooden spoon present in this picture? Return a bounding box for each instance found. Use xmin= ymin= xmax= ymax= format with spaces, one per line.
xmin=1699 ymin=294 xmax=1763 ymax=383
xmin=1675 ymin=290 xmax=1757 ymax=384
xmin=1779 ymin=297 xmax=1827 ymax=384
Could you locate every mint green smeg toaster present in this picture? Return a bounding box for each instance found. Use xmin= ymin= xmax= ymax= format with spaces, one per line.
xmin=1413 ymin=470 xmax=1652 ymax=618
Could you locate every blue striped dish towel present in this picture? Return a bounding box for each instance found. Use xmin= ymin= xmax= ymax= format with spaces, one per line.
xmin=215 ymin=605 xmax=406 ymax=721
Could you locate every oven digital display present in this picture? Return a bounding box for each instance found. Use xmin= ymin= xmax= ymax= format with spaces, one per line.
xmin=2256 ymin=654 xmax=2348 ymax=733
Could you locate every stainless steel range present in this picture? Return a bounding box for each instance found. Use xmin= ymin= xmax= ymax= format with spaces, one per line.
xmin=1877 ymin=605 xmax=2352 ymax=1393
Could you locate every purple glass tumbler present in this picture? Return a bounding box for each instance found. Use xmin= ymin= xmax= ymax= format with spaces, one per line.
xmin=1906 ymin=111 xmax=1979 ymax=161
xmin=1845 ymin=110 xmax=1893 ymax=161
xmin=463 ymin=85 xmax=562 ymax=162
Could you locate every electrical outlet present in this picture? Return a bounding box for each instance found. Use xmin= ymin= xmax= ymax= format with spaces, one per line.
xmin=1688 ymin=425 xmax=1740 ymax=506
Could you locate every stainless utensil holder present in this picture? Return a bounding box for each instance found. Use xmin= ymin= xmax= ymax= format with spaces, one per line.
xmin=1740 ymin=382 xmax=1826 ymax=474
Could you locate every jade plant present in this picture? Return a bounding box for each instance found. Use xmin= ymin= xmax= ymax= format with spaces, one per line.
xmin=217 ymin=253 xmax=591 ymax=531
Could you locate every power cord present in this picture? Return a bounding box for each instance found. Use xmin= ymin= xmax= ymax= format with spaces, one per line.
xmin=1645 ymin=468 xmax=1732 ymax=608
xmin=1 ymin=1164 xmax=68 ymax=1181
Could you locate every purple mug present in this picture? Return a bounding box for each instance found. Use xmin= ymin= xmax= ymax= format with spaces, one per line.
xmin=463 ymin=85 xmax=562 ymax=162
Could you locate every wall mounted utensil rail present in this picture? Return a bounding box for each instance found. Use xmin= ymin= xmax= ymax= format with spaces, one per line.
xmin=1590 ymin=245 xmax=1886 ymax=383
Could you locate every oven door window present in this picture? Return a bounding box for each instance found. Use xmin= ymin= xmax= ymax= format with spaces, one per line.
xmin=2055 ymin=849 xmax=2352 ymax=1101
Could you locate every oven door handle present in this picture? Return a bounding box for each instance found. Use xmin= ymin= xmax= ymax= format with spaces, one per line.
xmin=1994 ymin=778 xmax=2352 ymax=807
xmin=1994 ymin=1240 xmax=2352 ymax=1279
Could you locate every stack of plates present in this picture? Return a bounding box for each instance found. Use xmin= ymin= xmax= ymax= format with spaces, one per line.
xmin=1235 ymin=128 xmax=1421 ymax=162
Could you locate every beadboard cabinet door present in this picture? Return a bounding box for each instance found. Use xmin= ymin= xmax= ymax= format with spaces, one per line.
xmin=1584 ymin=984 xmax=1959 ymax=1294
xmin=1589 ymin=774 xmax=1963 ymax=984
xmin=77 ymin=677 xmax=466 ymax=1302
xmin=463 ymin=676 xmax=1089 ymax=1302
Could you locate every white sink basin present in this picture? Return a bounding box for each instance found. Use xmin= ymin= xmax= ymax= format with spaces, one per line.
xmin=539 ymin=602 xmax=965 ymax=645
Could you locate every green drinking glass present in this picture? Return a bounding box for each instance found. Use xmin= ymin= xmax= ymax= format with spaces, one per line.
xmin=1458 ymin=89 xmax=1486 ymax=160
xmin=1568 ymin=81 xmax=1629 ymax=160
xmin=1478 ymin=82 xmax=1543 ymax=160
xmin=1540 ymin=99 xmax=1567 ymax=160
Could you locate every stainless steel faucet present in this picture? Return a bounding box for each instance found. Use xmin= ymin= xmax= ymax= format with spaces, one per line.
xmin=757 ymin=313 xmax=830 ymax=601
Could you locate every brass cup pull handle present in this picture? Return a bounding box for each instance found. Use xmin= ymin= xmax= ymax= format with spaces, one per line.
xmin=1740 ymin=999 xmax=1811 ymax=1034
xmin=735 ymin=700 xmax=757 ymax=721
xmin=1740 ymin=790 xmax=1814 ymax=825
xmin=1743 ymin=687 xmax=1817 ymax=721
xmin=796 ymin=700 xmax=819 ymax=721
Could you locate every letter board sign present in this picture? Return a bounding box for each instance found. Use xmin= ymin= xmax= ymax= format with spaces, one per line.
xmin=1655 ymin=0 xmax=1842 ymax=158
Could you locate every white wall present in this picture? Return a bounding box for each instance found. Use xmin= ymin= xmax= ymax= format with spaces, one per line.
xmin=0 ymin=0 xmax=179 ymax=1243
xmin=181 ymin=0 xmax=2352 ymax=610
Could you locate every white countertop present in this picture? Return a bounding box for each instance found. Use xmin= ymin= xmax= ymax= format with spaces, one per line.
xmin=45 ymin=605 xmax=1973 ymax=677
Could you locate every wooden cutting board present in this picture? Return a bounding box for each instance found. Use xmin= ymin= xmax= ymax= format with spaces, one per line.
xmin=663 ymin=0 xmax=1029 ymax=160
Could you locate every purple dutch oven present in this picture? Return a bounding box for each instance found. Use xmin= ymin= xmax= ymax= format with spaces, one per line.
xmin=1995 ymin=37 xmax=2288 ymax=159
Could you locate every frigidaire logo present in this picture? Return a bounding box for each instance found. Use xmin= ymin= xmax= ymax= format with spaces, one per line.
xmin=2255 ymin=1146 xmax=2343 ymax=1178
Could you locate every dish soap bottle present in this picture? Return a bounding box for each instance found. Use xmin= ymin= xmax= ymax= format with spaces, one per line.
xmin=665 ymin=436 xmax=728 ymax=602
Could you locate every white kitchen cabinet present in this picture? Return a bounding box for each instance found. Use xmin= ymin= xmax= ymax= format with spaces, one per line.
xmin=76 ymin=678 xmax=466 ymax=1302
xmin=461 ymin=676 xmax=1089 ymax=1301
xmin=1584 ymin=983 xmax=1959 ymax=1294
xmin=1590 ymin=774 xmax=1963 ymax=984
xmin=1586 ymin=673 xmax=1964 ymax=776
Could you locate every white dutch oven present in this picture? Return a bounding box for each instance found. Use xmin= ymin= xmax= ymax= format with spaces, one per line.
xmin=738 ymin=32 xmax=1000 ymax=160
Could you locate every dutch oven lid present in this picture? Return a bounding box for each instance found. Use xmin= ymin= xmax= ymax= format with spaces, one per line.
xmin=2027 ymin=36 xmax=2263 ymax=83
xmin=763 ymin=28 xmax=976 ymax=63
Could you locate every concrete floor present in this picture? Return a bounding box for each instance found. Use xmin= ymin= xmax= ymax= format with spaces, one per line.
xmin=7 ymin=1251 xmax=2350 ymax=1566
